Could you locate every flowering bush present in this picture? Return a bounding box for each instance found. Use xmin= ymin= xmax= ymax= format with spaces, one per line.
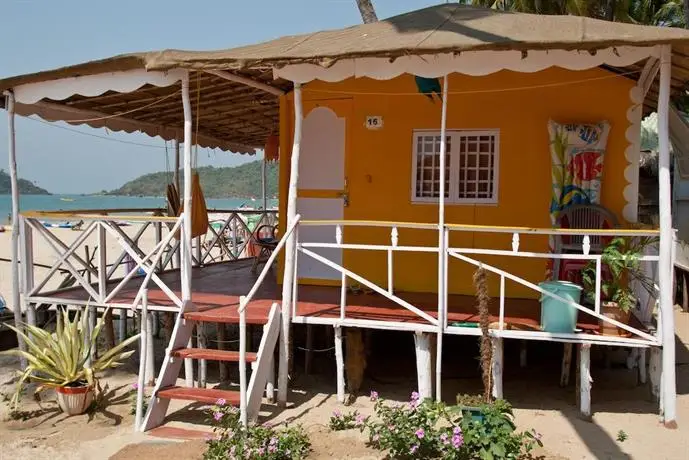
xmin=204 ymin=400 xmax=311 ymax=460
xmin=329 ymin=409 xmax=368 ymax=431
xmin=363 ymin=392 xmax=542 ymax=459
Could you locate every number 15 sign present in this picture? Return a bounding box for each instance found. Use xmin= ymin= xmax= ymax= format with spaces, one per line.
xmin=365 ymin=115 xmax=383 ymax=130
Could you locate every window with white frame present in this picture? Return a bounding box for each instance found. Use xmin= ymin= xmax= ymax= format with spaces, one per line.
xmin=411 ymin=130 xmax=499 ymax=204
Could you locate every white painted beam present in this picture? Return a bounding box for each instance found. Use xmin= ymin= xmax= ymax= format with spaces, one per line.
xmin=205 ymin=70 xmax=285 ymax=96
xmin=579 ymin=343 xmax=592 ymax=419
xmin=491 ymin=337 xmax=503 ymax=400
xmin=414 ymin=332 xmax=433 ymax=400
xmin=335 ymin=326 xmax=345 ymax=403
xmin=637 ymin=57 xmax=660 ymax=99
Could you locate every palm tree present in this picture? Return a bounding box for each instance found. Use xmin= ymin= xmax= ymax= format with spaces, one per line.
xmin=355 ymin=0 xmax=378 ymax=24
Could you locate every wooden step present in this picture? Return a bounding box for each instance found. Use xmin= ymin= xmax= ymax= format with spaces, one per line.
xmin=147 ymin=426 xmax=212 ymax=440
xmin=156 ymin=386 xmax=241 ymax=405
xmin=184 ymin=305 xmax=271 ymax=325
xmin=171 ymin=348 xmax=257 ymax=362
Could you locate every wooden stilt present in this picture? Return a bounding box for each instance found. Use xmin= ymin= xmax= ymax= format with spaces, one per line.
xmin=639 ymin=348 xmax=647 ymax=385
xmin=345 ymin=328 xmax=366 ymax=403
xmin=519 ymin=341 xmax=527 ymax=368
xmin=649 ymin=346 xmax=661 ymax=401
xmin=491 ymin=337 xmax=503 ymax=400
xmin=560 ymin=343 xmax=573 ymax=387
xmin=185 ymin=336 xmax=195 ymax=388
xmin=414 ymin=332 xmax=433 ymax=400
xmin=334 ymin=326 xmax=345 ymax=403
xmin=118 ymin=310 xmax=127 ymax=343
xmin=198 ymin=323 xmax=207 ymax=388
xmin=218 ymin=323 xmax=229 ymax=382
xmin=266 ymin=351 xmax=276 ymax=403
xmin=305 ymin=324 xmax=314 ymax=375
xmin=579 ymin=343 xmax=592 ymax=420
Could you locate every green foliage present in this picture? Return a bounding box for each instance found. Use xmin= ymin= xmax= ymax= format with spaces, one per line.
xmin=363 ymin=392 xmax=542 ymax=459
xmin=0 ymin=169 xmax=50 ymax=195
xmin=582 ymin=236 xmax=657 ymax=312
xmin=616 ymin=429 xmax=629 ymax=442
xmin=204 ymin=402 xmax=311 ymax=460
xmin=0 ymin=308 xmax=140 ymax=410
xmin=128 ymin=382 xmax=148 ymax=415
xmin=109 ymin=160 xmax=279 ymax=199
xmin=329 ymin=409 xmax=367 ymax=431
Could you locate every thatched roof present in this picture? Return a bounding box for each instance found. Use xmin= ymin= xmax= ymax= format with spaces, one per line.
xmin=3 ymin=4 xmax=689 ymax=151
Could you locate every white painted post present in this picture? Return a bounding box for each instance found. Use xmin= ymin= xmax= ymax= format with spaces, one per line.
xmin=414 ymin=332 xmax=433 ymax=400
xmin=657 ymin=45 xmax=677 ymax=427
xmin=579 ymin=343 xmax=592 ymax=419
xmin=436 ymin=75 xmax=449 ymax=403
xmin=265 ymin=329 xmax=275 ymax=403
xmin=173 ymin=140 xmax=181 ymax=270
xmin=198 ymin=323 xmax=207 ymax=388
xmin=239 ymin=296 xmax=248 ymax=426
xmin=389 ymin=227 xmax=398 ymax=295
xmin=278 ymin=82 xmax=303 ymax=407
xmin=337 ymin=225 xmax=346 ymax=319
xmin=118 ymin=310 xmax=127 ymax=344
xmin=145 ymin=312 xmax=155 ymax=386
xmin=181 ymin=73 xmax=193 ymax=303
xmin=135 ymin=290 xmax=149 ymax=432
xmin=185 ymin=336 xmax=194 ymax=388
xmin=98 ymin=223 xmax=107 ymax=303
xmin=19 ymin=217 xmax=35 ymax=327
xmin=491 ymin=337 xmax=503 ymax=399
xmin=4 ymin=91 xmax=26 ymax=365
xmin=334 ymin=326 xmax=345 ymax=403
xmin=649 ymin=345 xmax=662 ymax=402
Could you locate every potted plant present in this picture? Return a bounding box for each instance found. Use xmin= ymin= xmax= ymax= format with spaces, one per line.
xmin=582 ymin=236 xmax=657 ymax=336
xmin=2 ymin=307 xmax=139 ymax=415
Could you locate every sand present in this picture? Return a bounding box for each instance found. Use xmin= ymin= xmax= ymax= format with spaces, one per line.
xmin=0 ymin=225 xmax=688 ymax=459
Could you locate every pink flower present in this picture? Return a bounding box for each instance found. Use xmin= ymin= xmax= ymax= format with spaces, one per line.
xmin=268 ymin=445 xmax=277 ymax=453
xmin=440 ymin=433 xmax=449 ymax=445
xmin=453 ymin=426 xmax=461 ymax=436
xmin=216 ymin=398 xmax=227 ymax=406
xmin=415 ymin=428 xmax=425 ymax=439
xmin=131 ymin=382 xmax=139 ymax=390
xmin=452 ymin=433 xmax=463 ymax=449
xmin=411 ymin=391 xmax=420 ymax=401
xmin=370 ymin=390 xmax=379 ymax=401
xmin=332 ymin=409 xmax=342 ymax=418
xmin=257 ymin=447 xmax=265 ymax=455
xmin=355 ymin=414 xmax=365 ymax=426
xmin=372 ymin=434 xmax=380 ymax=442
xmin=213 ymin=411 xmax=223 ymax=421
xmin=410 ymin=444 xmax=419 ymax=454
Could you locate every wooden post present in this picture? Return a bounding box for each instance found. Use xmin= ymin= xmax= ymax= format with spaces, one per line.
xmin=560 ymin=343 xmax=573 ymax=387
xmin=491 ymin=337 xmax=503 ymax=400
xmin=649 ymin=346 xmax=662 ymax=402
xmin=4 ymin=91 xmax=26 ymax=365
xmin=414 ymin=332 xmax=433 ymax=400
xmin=218 ymin=323 xmax=229 ymax=381
xmin=197 ymin=323 xmax=207 ymax=388
xmin=305 ymin=324 xmax=314 ymax=375
xmin=118 ymin=309 xmax=127 ymax=343
xmin=278 ymin=82 xmax=303 ymax=406
xmin=185 ymin=336 xmax=195 ymax=388
xmin=181 ymin=73 xmax=193 ymax=302
xmin=436 ymin=75 xmax=449 ymax=402
xmin=579 ymin=343 xmax=592 ymax=420
xmin=239 ymin=296 xmax=248 ymax=426
xmin=262 ymin=157 xmax=268 ymax=212
xmin=638 ymin=348 xmax=647 ymax=385
xmin=135 ymin=290 xmax=149 ymax=432
xmin=334 ymin=326 xmax=345 ymax=403
xmin=19 ymin=217 xmax=35 ymax=327
xmin=657 ymin=45 xmax=677 ymax=427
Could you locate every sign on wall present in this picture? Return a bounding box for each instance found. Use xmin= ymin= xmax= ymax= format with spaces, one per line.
xmin=365 ymin=115 xmax=383 ymax=130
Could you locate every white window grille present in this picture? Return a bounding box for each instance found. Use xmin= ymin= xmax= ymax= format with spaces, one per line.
xmin=411 ymin=130 xmax=499 ymax=204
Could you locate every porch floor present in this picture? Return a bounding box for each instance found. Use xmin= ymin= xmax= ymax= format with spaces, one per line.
xmin=45 ymin=259 xmax=618 ymax=333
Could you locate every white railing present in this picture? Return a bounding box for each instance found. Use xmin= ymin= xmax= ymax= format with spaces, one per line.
xmin=295 ymin=219 xmax=661 ymax=346
xmin=236 ymin=214 xmax=301 ymax=425
xmin=20 ymin=209 xmax=183 ymax=313
xmin=199 ymin=210 xmax=278 ymax=265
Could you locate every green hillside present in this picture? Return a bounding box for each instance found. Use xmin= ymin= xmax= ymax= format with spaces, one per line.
xmin=109 ymin=160 xmax=278 ymax=199
xmin=0 ymin=169 xmax=50 ymax=194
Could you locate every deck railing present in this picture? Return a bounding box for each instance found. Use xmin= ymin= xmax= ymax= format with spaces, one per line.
xmin=295 ymin=219 xmax=662 ymax=347
xmin=199 ymin=209 xmax=278 ymax=264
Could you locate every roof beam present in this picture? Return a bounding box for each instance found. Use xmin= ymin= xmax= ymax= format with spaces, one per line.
xmin=204 ymin=70 xmax=284 ymax=96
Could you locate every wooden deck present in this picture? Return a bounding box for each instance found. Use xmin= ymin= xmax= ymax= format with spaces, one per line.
xmin=44 ymin=259 xmax=616 ymax=332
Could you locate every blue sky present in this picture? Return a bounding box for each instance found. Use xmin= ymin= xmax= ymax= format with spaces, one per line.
xmin=0 ymin=0 xmax=441 ymax=193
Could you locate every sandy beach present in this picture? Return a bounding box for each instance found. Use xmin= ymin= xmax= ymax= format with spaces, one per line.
xmin=0 ymin=224 xmax=687 ymax=459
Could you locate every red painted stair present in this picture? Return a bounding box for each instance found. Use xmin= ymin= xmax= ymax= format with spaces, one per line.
xmin=171 ymin=348 xmax=257 ymax=362
xmin=156 ymin=386 xmax=242 ymax=405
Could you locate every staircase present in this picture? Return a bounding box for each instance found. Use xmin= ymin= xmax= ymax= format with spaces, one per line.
xmin=141 ymin=301 xmax=281 ymax=431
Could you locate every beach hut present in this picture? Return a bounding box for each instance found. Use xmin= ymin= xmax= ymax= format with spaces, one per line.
xmin=2 ymin=4 xmax=688 ymax=430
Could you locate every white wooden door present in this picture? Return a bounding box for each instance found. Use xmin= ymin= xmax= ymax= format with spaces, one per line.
xmin=296 ymin=104 xmax=348 ymax=281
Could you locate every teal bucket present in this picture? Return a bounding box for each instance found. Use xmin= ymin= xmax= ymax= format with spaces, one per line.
xmin=538 ymin=281 xmax=582 ymax=333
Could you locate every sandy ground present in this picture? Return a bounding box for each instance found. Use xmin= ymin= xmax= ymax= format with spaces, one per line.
xmin=0 ymin=226 xmax=688 ymax=459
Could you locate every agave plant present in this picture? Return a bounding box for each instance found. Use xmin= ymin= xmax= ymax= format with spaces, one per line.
xmin=1 ymin=307 xmax=140 ymax=409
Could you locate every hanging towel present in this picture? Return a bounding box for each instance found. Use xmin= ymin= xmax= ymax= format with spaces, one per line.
xmin=166 ymin=183 xmax=180 ymax=217
xmin=178 ymin=172 xmax=209 ymax=239
xmin=264 ymin=134 xmax=279 ymax=162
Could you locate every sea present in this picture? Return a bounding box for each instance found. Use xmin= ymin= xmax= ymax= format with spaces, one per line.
xmin=0 ymin=194 xmax=278 ymax=224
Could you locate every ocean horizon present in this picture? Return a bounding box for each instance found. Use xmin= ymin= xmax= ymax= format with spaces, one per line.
xmin=0 ymin=194 xmax=277 ymax=224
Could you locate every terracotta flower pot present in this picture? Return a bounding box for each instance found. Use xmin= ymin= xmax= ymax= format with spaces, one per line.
xmin=55 ymin=383 xmax=94 ymax=415
xmin=599 ymin=302 xmax=632 ymax=337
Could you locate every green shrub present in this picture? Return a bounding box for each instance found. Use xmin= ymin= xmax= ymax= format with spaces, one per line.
xmin=204 ymin=400 xmax=311 ymax=460
xmin=363 ymin=391 xmax=542 ymax=459
xmin=329 ymin=409 xmax=367 ymax=431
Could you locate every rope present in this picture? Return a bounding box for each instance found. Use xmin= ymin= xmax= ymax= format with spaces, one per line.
xmin=193 ymin=72 xmax=201 ymax=169
xmin=303 ymin=69 xmax=641 ymax=96
xmin=54 ymin=90 xmax=180 ymax=123
xmin=297 ymin=345 xmax=336 ymax=353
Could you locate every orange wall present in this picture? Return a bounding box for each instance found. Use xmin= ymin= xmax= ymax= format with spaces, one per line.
xmin=280 ymin=68 xmax=634 ymax=298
